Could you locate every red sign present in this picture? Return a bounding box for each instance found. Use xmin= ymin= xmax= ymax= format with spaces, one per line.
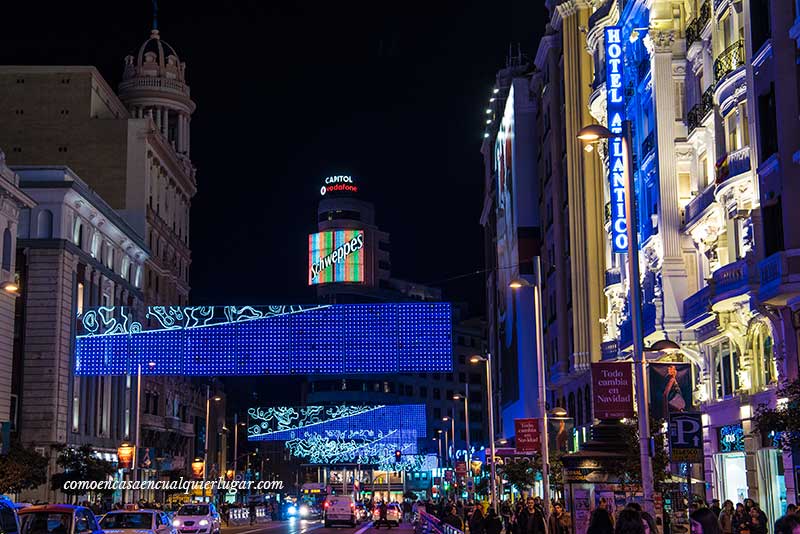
xmin=514 ymin=418 xmax=541 ymax=452
xmin=591 ymin=362 xmax=634 ymax=419
xmin=455 ymin=461 xmax=467 ymax=476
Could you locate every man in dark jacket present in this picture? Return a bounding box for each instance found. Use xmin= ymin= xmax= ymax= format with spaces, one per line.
xmin=517 ymin=498 xmax=546 ymax=534
xmin=548 ymin=503 xmax=572 ymax=534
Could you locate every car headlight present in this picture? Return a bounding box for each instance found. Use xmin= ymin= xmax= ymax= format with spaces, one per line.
xmin=172 ymin=520 xmax=180 ymax=527
xmin=287 ymin=506 xmax=298 ymax=516
xmin=199 ymin=520 xmax=209 ymax=526
xmin=299 ymin=505 xmax=309 ymax=517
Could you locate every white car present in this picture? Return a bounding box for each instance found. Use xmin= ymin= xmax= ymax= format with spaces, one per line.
xmin=323 ymin=496 xmax=356 ymax=528
xmin=100 ymin=509 xmax=176 ymax=534
xmin=171 ymin=504 xmax=220 ymax=534
xmin=372 ymin=503 xmax=401 ymax=528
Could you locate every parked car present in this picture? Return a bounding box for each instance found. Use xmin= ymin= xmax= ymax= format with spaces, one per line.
xmin=18 ymin=504 xmax=103 ymax=534
xmin=171 ymin=504 xmax=220 ymax=534
xmin=372 ymin=503 xmax=401 ymax=528
xmin=0 ymin=497 xmax=20 ymax=534
xmin=100 ymin=509 xmax=176 ymax=534
xmin=354 ymin=503 xmax=369 ymax=523
xmin=322 ymin=496 xmax=356 ymax=528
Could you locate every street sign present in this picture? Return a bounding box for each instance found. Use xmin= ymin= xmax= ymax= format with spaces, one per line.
xmin=466 ymin=478 xmax=474 ymax=491
xmin=515 ymin=418 xmax=541 ymax=452
xmin=455 ymin=461 xmax=467 ymax=477
xmin=668 ymin=412 xmax=703 ymax=463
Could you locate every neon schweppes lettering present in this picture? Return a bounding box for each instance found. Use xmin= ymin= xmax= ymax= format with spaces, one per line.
xmin=309 ymin=232 xmax=364 ymax=280
xmin=605 ymin=26 xmax=628 ymax=253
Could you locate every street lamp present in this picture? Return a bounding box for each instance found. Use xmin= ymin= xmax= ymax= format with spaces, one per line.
xmin=1 ymin=281 xmax=19 ymax=294
xmin=453 ymin=388 xmax=471 ymax=468
xmin=470 ymin=353 xmax=497 ymax=511
xmin=509 ymin=259 xmax=549 ymax=516
xmin=442 ymin=415 xmax=455 ymax=466
xmin=131 ymin=360 xmax=156 ymax=503
xmin=233 ymin=415 xmax=246 ymax=483
xmin=203 ymin=386 xmax=222 ymax=500
xmin=578 ymin=121 xmax=655 ymax=514
xmin=433 ymin=436 xmax=443 ymax=468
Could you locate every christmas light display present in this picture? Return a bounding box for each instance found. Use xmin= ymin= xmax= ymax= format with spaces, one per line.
xmin=74 ymin=303 xmax=452 ymax=375
xmin=247 ymin=404 xmax=427 ymax=468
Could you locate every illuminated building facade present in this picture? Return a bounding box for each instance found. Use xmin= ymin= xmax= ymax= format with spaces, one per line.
xmin=9 ymin=166 xmax=148 ymax=502
xmin=562 ymin=0 xmax=800 ymax=518
xmin=0 ymin=22 xmax=211 ymax=496
xmin=0 ymin=153 xmax=34 ymax=451
xmin=480 ymin=53 xmax=543 ymax=440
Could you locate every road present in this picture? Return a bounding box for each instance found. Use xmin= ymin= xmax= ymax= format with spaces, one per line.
xmin=222 ymin=519 xmax=414 ymax=534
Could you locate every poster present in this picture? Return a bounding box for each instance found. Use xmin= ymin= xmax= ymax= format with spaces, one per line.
xmin=648 ymin=363 xmax=693 ymax=421
xmin=515 ymin=418 xmax=541 ymax=452
xmin=573 ymin=488 xmax=591 ymax=534
xmin=548 ymin=416 xmax=574 ymax=453
xmin=591 ymin=362 xmax=634 ymax=419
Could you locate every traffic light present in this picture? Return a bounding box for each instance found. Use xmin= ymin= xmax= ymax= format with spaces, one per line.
xmin=394 ymin=450 xmax=401 ymax=463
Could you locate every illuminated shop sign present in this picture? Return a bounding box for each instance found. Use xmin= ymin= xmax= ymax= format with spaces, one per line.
xmin=718 ymin=424 xmax=745 ymax=453
xmin=309 ymin=229 xmax=364 ymax=285
xmin=605 ymin=26 xmax=627 ymax=254
xmin=320 ymin=175 xmax=358 ymax=196
xmin=74 ymin=303 xmax=453 ymax=375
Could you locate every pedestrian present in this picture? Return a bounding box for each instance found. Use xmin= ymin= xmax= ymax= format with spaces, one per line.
xmin=774 ymin=513 xmax=800 ymax=534
xmin=470 ymin=505 xmax=486 ymax=534
xmin=443 ymin=505 xmax=464 ymax=531
xmin=548 ymin=503 xmax=572 ymax=534
xmin=734 ymin=503 xmax=749 ymax=534
xmin=690 ymin=508 xmax=723 ymax=534
xmin=615 ymin=509 xmax=645 ymax=534
xmin=710 ymin=501 xmax=722 ymax=519
xmin=641 ymin=512 xmax=657 ymax=534
xmin=720 ymin=500 xmax=735 ymax=534
xmin=588 ymin=498 xmax=614 ymax=534
xmin=748 ymin=505 xmax=767 ymax=534
xmin=517 ymin=497 xmax=546 ymax=534
xmin=484 ymin=509 xmax=503 ymax=534
xmin=248 ymin=500 xmax=257 ymax=526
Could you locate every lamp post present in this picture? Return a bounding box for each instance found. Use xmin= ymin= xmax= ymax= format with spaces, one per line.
xmin=434 ymin=435 xmax=443 ymax=468
xmin=578 ymin=120 xmax=654 ymax=514
xmin=442 ymin=415 xmax=455 ymax=466
xmin=203 ymin=386 xmax=222 ymax=502
xmin=234 ymin=416 xmax=246 ymax=482
xmin=470 ymin=353 xmax=497 ymax=511
xmin=132 ymin=361 xmax=155 ymax=503
xmin=453 ymin=388 xmax=471 ymax=469
xmin=510 ymin=257 xmax=550 ymax=516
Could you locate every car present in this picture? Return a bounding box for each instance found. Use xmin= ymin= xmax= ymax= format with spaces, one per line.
xmin=322 ymin=496 xmax=356 ymax=528
xmin=171 ymin=504 xmax=220 ymax=534
xmin=298 ymin=503 xmax=322 ymax=520
xmin=354 ymin=503 xmax=369 ymax=523
xmin=18 ymin=504 xmax=103 ymax=534
xmin=0 ymin=497 xmax=20 ymax=534
xmin=100 ymin=509 xmax=176 ymax=534
xmin=372 ymin=503 xmax=401 ymax=528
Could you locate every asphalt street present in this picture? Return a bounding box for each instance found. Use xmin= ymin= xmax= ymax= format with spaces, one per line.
xmin=222 ymin=520 xmax=414 ymax=534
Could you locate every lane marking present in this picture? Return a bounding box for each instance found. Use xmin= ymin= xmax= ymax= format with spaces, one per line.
xmin=353 ymin=522 xmax=374 ymax=534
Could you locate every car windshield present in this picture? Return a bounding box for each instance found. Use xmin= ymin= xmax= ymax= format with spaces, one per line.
xmin=100 ymin=513 xmax=152 ymax=529
xmin=21 ymin=513 xmax=72 ymax=534
xmin=177 ymin=506 xmax=209 ymax=516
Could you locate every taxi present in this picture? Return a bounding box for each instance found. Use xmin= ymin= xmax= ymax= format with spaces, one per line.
xmin=99 ymin=508 xmax=176 ymax=534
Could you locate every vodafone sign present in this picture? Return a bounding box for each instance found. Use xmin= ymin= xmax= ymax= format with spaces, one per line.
xmin=320 ymin=175 xmax=359 ymax=196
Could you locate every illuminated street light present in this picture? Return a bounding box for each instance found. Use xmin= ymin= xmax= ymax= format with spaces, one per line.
xmin=509 ymin=264 xmax=550 ymax=517
xmin=578 ymin=118 xmax=655 ymax=513
xmin=1 ymin=281 xmax=19 ymax=294
xmin=492 ymin=87 xmax=499 ymax=94
xmin=471 ymin=353 xmax=497 ymax=511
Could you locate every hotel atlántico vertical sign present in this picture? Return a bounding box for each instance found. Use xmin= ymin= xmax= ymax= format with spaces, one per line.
xmin=605 ymin=26 xmax=627 ymax=254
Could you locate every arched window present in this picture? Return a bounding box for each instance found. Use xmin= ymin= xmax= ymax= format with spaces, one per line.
xmin=1 ymin=228 xmax=11 ymax=271
xmin=90 ymin=233 xmax=100 ymax=258
xmin=584 ymin=386 xmax=592 ymax=422
xmin=568 ymin=392 xmax=576 ymax=421
xmin=576 ymin=390 xmax=584 ymax=426
xmin=73 ymin=218 xmax=83 ymax=247
xmin=37 ymin=210 xmax=53 ymax=239
xmin=121 ymin=257 xmax=130 ymax=281
xmin=752 ymin=323 xmax=776 ymax=387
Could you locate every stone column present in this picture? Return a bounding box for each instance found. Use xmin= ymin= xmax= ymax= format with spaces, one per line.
xmin=162 ymin=108 xmax=169 ymax=138
xmin=650 ymin=29 xmax=689 ymax=329
xmin=177 ymin=115 xmax=185 ymax=153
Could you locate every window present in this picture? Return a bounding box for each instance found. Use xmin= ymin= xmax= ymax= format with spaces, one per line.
xmin=434 ymin=407 xmax=441 ymax=419
xmin=433 ymin=388 xmax=441 ymax=400
xmin=699 ymin=152 xmax=709 ymax=189
xmin=76 ymin=282 xmax=85 ymax=314
xmin=73 ymin=219 xmax=83 ymax=247
xmin=1 ymin=228 xmax=11 ymax=270
xmin=420 ymin=386 xmax=428 ymax=398
xmin=711 ymin=338 xmax=740 ymax=399
xmin=752 ymin=323 xmax=776 ymax=387
xmin=91 ymin=233 xmax=100 ymax=258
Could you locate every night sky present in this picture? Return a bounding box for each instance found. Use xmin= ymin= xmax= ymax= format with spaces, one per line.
xmin=3 ymin=0 xmax=546 ymax=312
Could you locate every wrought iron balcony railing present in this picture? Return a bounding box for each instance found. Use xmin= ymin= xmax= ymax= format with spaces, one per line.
xmin=641 ymin=130 xmax=655 ymax=158
xmin=687 ymin=85 xmax=715 ymax=134
xmin=683 ymin=184 xmax=716 ymax=227
xmin=714 ymin=40 xmax=745 ymax=82
xmin=686 ymin=1 xmax=711 ymax=48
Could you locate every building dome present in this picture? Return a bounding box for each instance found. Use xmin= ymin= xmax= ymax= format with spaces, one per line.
xmin=123 ymin=29 xmax=186 ymax=83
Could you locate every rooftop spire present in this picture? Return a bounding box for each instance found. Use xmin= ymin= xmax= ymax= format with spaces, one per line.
xmin=152 ymin=0 xmax=159 ymax=31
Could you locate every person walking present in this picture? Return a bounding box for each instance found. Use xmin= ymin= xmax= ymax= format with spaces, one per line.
xmin=548 ymin=503 xmax=572 ymax=534
xmin=443 ymin=505 xmax=464 ymax=531
xmin=484 ymin=509 xmax=503 ymax=534
xmin=588 ymin=498 xmax=614 ymax=534
xmin=614 ymin=509 xmax=645 ymax=534
xmin=517 ymin=497 xmax=546 ymax=534
xmin=690 ymin=507 xmax=723 ymax=534
xmin=719 ymin=501 xmax=734 ymax=534
xmin=470 ymin=505 xmax=486 ymax=534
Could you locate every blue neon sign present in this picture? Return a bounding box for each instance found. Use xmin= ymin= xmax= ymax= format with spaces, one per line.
xmin=605 ymin=26 xmax=627 ymax=254
xmin=74 ymin=303 xmax=453 ymax=375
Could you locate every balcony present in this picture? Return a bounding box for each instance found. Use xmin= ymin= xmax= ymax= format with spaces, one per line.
xmin=119 ymin=76 xmax=191 ymax=98
xmin=605 ymin=269 xmax=622 ymax=288
xmin=716 ymin=146 xmax=751 ymax=186
xmin=683 ymin=185 xmax=716 ymax=228
xmin=686 ymin=1 xmax=711 ymax=48
xmin=687 ymin=85 xmax=715 ymax=135
xmin=641 ymin=131 xmax=655 ymax=159
xmin=757 ymin=249 xmax=800 ymax=305
xmin=683 ymin=285 xmax=712 ymax=326
xmin=711 ymin=258 xmax=753 ymax=306
xmin=714 ymin=40 xmax=745 ymax=83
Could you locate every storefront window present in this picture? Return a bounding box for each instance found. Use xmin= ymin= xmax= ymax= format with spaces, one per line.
xmin=752 ymin=323 xmax=776 ymax=387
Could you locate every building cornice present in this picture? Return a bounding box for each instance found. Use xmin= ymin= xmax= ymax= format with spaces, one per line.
xmin=534 ymin=34 xmax=561 ymax=70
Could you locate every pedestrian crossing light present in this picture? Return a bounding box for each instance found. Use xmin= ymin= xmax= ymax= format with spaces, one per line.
xmin=394 ymin=450 xmax=401 ymax=463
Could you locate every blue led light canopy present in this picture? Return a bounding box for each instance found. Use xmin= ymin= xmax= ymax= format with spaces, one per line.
xmin=74 ymin=303 xmax=452 ymax=375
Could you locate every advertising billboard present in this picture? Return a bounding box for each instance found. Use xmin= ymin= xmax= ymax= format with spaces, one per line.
xmin=605 ymin=26 xmax=628 ymax=253
xmin=591 ymin=362 xmax=634 ymax=419
xmin=308 ymin=229 xmax=365 ymax=285
xmin=514 ymin=418 xmax=541 ymax=452
xmin=649 ymin=362 xmax=693 ymax=421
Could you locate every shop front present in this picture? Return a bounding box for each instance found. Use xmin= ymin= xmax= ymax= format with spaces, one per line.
xmin=713 ymin=424 xmax=748 ymax=504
